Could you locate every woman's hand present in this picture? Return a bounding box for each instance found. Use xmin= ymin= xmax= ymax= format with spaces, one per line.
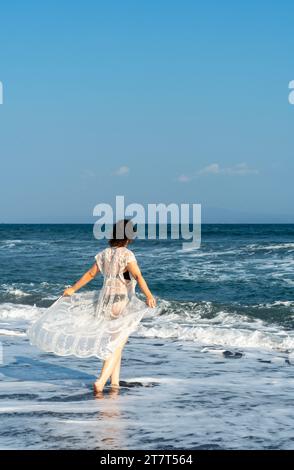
xmin=146 ymin=295 xmax=156 ymax=308
xmin=63 ymin=287 xmax=75 ymax=297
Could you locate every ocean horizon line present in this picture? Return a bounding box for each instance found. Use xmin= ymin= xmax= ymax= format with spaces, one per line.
xmin=0 ymin=222 xmax=294 ymax=226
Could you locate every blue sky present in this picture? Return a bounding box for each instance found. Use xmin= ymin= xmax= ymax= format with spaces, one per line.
xmin=0 ymin=0 xmax=294 ymax=223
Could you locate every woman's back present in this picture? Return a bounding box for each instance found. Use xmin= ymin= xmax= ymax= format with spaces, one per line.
xmin=95 ymin=246 xmax=136 ymax=281
xmin=94 ymin=247 xmax=137 ymax=317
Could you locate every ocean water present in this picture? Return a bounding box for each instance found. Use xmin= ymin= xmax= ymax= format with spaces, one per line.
xmin=0 ymin=223 xmax=294 ymax=450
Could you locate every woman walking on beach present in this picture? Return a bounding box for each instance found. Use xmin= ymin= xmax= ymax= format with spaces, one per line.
xmin=28 ymin=219 xmax=156 ymax=394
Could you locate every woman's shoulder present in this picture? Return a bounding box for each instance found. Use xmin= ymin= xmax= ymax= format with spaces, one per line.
xmin=95 ymin=246 xmax=111 ymax=258
xmin=124 ymin=247 xmax=136 ymax=262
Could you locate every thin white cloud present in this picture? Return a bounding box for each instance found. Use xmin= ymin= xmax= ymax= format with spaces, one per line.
xmin=177 ymin=174 xmax=192 ymax=183
xmin=81 ymin=169 xmax=96 ymax=179
xmin=177 ymin=162 xmax=258 ymax=182
xmin=198 ymin=162 xmax=258 ymax=176
xmin=223 ymin=163 xmax=259 ymax=175
xmin=114 ymin=165 xmax=130 ymax=176
xmin=198 ymin=163 xmax=221 ymax=175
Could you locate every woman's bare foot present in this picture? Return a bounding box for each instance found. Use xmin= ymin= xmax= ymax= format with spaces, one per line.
xmin=93 ymin=380 xmax=104 ymax=394
xmin=110 ymin=382 xmax=120 ymax=388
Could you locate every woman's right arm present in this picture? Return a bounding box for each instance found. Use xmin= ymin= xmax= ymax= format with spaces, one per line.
xmin=63 ymin=263 xmax=99 ymax=296
xmin=127 ymin=261 xmax=156 ymax=308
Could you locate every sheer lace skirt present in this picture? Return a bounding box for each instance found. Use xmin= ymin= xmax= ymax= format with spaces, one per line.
xmin=27 ymin=290 xmax=151 ymax=360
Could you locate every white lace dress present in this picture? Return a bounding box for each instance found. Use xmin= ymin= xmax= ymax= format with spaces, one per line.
xmin=27 ymin=247 xmax=154 ymax=359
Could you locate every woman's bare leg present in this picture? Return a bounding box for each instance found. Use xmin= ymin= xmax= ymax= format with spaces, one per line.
xmin=94 ymin=337 xmax=128 ymax=393
xmin=110 ymin=353 xmax=122 ymax=387
xmin=109 ymin=300 xmax=126 ymax=386
xmin=94 ymin=349 xmax=122 ymax=393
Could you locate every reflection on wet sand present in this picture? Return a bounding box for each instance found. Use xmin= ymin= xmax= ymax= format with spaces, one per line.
xmin=93 ymin=385 xmax=126 ymax=449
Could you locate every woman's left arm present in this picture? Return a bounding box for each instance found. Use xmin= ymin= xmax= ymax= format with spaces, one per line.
xmin=63 ymin=263 xmax=99 ymax=296
xmin=127 ymin=261 xmax=156 ymax=307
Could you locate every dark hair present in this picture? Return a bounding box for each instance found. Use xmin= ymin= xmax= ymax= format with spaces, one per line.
xmin=109 ymin=219 xmax=135 ymax=248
